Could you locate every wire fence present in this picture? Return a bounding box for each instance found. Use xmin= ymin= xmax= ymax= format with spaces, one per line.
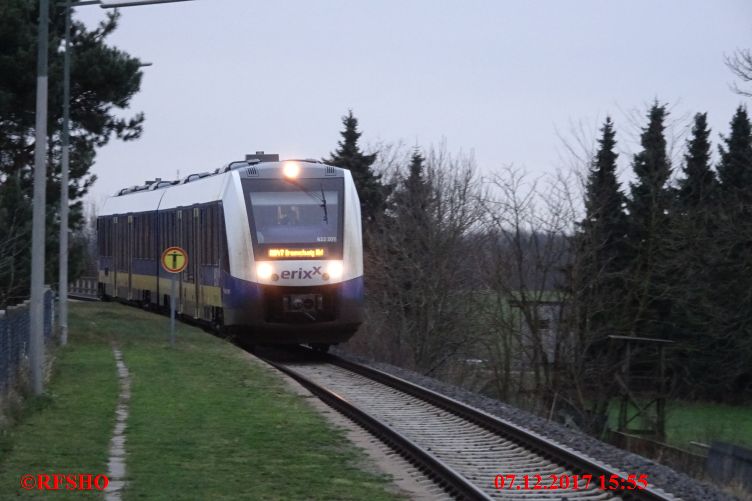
xmin=0 ymin=287 xmax=55 ymax=396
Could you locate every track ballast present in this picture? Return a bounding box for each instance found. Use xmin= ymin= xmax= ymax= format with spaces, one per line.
xmin=256 ymin=348 xmax=678 ymax=501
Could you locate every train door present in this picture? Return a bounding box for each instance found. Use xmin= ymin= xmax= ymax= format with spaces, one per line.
xmin=127 ymin=214 xmax=133 ymax=300
xmin=177 ymin=209 xmax=184 ymax=314
xmin=109 ymin=216 xmax=120 ymax=297
xmin=112 ymin=216 xmax=123 ymax=297
xmin=192 ymin=207 xmax=201 ymax=319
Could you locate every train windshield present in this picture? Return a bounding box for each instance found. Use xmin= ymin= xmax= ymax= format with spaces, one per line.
xmin=245 ymin=178 xmax=344 ymax=259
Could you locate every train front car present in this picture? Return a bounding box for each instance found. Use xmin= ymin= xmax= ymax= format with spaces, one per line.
xmin=223 ymin=160 xmax=364 ymax=346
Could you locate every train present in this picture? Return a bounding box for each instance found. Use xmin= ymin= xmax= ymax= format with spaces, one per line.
xmin=96 ymin=152 xmax=364 ymax=349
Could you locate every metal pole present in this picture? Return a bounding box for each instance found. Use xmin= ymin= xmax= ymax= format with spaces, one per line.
xmin=170 ymin=274 xmax=176 ymax=347
xmin=59 ymin=0 xmax=71 ymax=346
xmin=30 ymin=0 xmax=50 ymax=395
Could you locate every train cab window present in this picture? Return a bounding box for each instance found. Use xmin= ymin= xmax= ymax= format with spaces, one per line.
xmin=244 ymin=178 xmax=344 ymax=259
xmin=253 ymin=193 xmax=337 ymax=240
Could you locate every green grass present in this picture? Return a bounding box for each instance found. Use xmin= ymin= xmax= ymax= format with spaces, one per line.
xmin=0 ymin=305 xmax=118 ymax=498
xmin=607 ymin=399 xmax=752 ymax=450
xmin=0 ymin=302 xmax=402 ymax=500
xmin=665 ymin=401 xmax=752 ymax=450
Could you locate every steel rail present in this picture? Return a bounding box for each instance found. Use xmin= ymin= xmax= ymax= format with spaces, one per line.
xmin=323 ymin=352 xmax=676 ymax=501
xmin=262 ymin=357 xmax=493 ymax=501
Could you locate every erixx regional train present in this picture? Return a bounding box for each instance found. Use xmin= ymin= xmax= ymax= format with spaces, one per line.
xmin=96 ymin=153 xmax=364 ymax=348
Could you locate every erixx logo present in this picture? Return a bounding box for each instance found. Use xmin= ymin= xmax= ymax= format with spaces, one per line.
xmin=278 ymin=266 xmax=322 ymax=280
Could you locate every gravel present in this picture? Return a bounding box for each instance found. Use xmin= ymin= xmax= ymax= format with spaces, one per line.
xmin=332 ymin=348 xmax=738 ymax=501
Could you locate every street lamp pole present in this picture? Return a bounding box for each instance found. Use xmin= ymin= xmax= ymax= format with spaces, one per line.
xmin=30 ymin=0 xmax=50 ymax=395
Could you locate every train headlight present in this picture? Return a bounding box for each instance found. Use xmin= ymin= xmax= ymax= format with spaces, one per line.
xmin=256 ymin=262 xmax=274 ymax=280
xmin=282 ymin=161 xmax=300 ymax=179
xmin=327 ymin=261 xmax=344 ymax=280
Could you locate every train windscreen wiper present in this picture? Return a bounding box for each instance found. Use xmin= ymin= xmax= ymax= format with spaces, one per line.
xmin=320 ymin=185 xmax=328 ymax=224
xmin=284 ymin=179 xmax=329 ymax=224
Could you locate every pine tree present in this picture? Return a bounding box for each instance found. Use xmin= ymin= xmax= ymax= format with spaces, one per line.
xmin=677 ymin=113 xmax=716 ymax=210
xmin=572 ymin=118 xmax=630 ymax=425
xmin=717 ymin=106 xmax=752 ymax=213
xmin=710 ymin=106 xmax=752 ymax=397
xmin=324 ymin=111 xmax=388 ymax=226
xmin=582 ymin=118 xmax=626 ymax=245
xmin=384 ymin=150 xmax=434 ymax=353
xmin=392 ymin=148 xmax=433 ymax=273
xmin=668 ymin=113 xmax=723 ymax=395
xmin=576 ymin=117 xmax=628 ymax=339
xmin=0 ymin=173 xmax=32 ymax=307
xmin=394 ymin=149 xmax=431 ymax=217
xmin=572 ymin=118 xmax=627 ymax=398
xmin=0 ymin=1 xmax=144 ymax=303
xmin=625 ymin=103 xmax=673 ymax=339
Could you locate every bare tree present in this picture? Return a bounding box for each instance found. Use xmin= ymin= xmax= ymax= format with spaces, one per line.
xmin=478 ymin=166 xmax=578 ymax=415
xmin=353 ymin=145 xmax=487 ymax=380
xmin=726 ymin=48 xmax=752 ymax=97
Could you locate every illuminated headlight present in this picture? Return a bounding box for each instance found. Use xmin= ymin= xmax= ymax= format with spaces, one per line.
xmin=256 ymin=262 xmax=274 ymax=280
xmin=282 ymin=161 xmax=300 ymax=179
xmin=327 ymin=261 xmax=344 ymax=280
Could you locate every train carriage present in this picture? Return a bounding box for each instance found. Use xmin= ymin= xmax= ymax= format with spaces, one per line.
xmin=97 ymin=153 xmax=364 ymax=347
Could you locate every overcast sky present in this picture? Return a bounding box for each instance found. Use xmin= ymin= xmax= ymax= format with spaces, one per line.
xmin=74 ymin=0 xmax=752 ymax=207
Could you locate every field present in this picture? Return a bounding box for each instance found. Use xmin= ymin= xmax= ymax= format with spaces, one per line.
xmin=0 ymin=302 xmax=402 ymax=500
xmin=608 ymin=399 xmax=752 ymax=450
xmin=665 ymin=400 xmax=752 ymax=450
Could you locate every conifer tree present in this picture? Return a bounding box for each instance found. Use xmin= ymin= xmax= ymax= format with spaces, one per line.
xmin=625 ymin=104 xmax=673 ymax=339
xmin=386 ymin=150 xmax=433 ymax=349
xmin=710 ymin=106 xmax=752 ymax=397
xmin=668 ymin=113 xmax=723 ymax=394
xmin=577 ymin=117 xmax=628 ymax=338
xmin=677 ymin=113 xmax=716 ymax=210
xmin=0 ymin=173 xmax=32 ymax=307
xmin=0 ymin=2 xmax=144 ymax=304
xmin=717 ymin=106 xmax=752 ymax=212
xmin=582 ymin=118 xmax=626 ymax=245
xmin=324 ymin=111 xmax=388 ymax=226
xmin=392 ymin=149 xmax=433 ymax=271
xmin=394 ymin=149 xmax=431 ymax=217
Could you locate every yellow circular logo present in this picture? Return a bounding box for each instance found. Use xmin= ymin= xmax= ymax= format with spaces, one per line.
xmin=161 ymin=246 xmax=188 ymax=273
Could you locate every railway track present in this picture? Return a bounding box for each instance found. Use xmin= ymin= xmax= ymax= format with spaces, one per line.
xmin=256 ymin=348 xmax=678 ymax=501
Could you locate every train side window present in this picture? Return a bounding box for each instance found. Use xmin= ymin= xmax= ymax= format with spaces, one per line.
xmin=209 ymin=207 xmax=213 ymax=264
xmin=152 ymin=212 xmax=156 ymax=258
xmin=197 ymin=207 xmax=211 ymax=265
xmin=137 ymin=215 xmax=142 ymax=259
xmin=149 ymin=212 xmax=154 ymax=259
xmin=135 ymin=215 xmax=140 ymax=258
xmin=159 ymin=213 xmax=165 ymax=256
xmin=219 ymin=206 xmax=228 ymax=270
xmin=141 ymin=214 xmax=146 ymax=259
xmin=97 ymin=219 xmax=102 ymax=255
xmin=207 ymin=206 xmax=213 ymax=265
xmin=141 ymin=214 xmax=146 ymax=258
xmin=108 ymin=218 xmax=112 ymax=256
xmin=206 ymin=206 xmax=213 ymax=265
xmin=139 ymin=215 xmax=144 ymax=258
xmin=167 ymin=212 xmax=171 ymax=248
xmin=215 ymin=205 xmax=220 ymax=264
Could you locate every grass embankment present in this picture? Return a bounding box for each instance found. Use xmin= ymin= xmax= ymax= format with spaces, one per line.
xmin=0 ymin=302 xmax=401 ymax=500
xmin=0 ymin=306 xmax=118 ymax=499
